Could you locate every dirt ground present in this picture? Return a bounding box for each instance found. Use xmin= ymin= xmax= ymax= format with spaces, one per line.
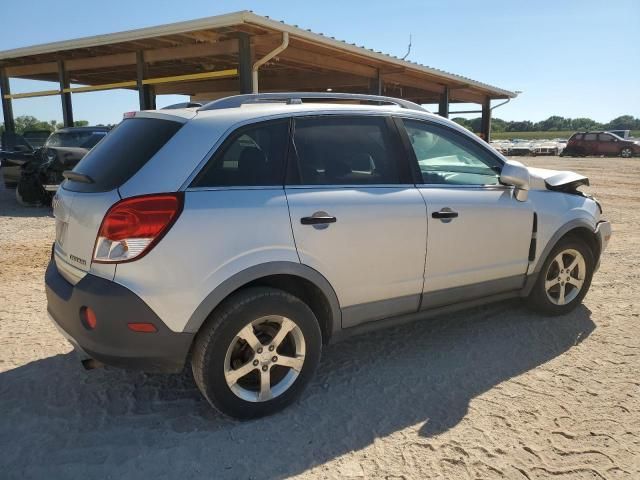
xmin=0 ymin=156 xmax=638 ymax=480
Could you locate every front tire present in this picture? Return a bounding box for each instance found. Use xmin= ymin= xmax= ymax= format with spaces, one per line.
xmin=191 ymin=287 xmax=322 ymax=419
xmin=526 ymin=236 xmax=595 ymax=316
xmin=16 ymin=173 xmax=47 ymax=206
xmin=620 ymin=147 xmax=633 ymax=158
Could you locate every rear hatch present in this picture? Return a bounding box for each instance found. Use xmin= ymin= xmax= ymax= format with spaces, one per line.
xmin=52 ymin=114 xmax=188 ymax=283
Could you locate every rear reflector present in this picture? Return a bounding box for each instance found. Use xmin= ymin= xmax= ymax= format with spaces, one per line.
xmin=80 ymin=306 xmax=97 ymax=330
xmin=93 ymin=193 xmax=183 ymax=263
xmin=127 ymin=323 xmax=157 ymax=333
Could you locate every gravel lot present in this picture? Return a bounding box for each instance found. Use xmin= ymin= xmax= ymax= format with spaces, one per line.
xmin=0 ymin=156 xmax=638 ymax=479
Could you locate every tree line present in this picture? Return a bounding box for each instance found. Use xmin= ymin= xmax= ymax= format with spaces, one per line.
xmin=452 ymin=115 xmax=640 ymax=133
xmin=0 ymin=115 xmax=96 ymax=135
xmin=2 ymin=113 xmax=639 ymax=136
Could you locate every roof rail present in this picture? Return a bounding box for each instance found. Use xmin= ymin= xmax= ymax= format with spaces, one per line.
xmin=198 ymin=92 xmax=427 ymax=112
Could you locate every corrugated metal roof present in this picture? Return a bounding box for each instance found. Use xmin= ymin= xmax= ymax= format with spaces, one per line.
xmin=0 ymin=10 xmax=516 ymax=99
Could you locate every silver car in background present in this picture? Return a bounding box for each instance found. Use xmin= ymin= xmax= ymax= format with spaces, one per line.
xmin=45 ymin=93 xmax=611 ymax=419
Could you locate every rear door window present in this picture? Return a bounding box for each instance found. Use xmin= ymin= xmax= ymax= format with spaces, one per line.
xmin=290 ymin=116 xmax=404 ymax=185
xmin=191 ymin=119 xmax=289 ymax=187
xmin=584 ymin=133 xmax=598 ymax=141
xmin=64 ymin=118 xmax=182 ymax=193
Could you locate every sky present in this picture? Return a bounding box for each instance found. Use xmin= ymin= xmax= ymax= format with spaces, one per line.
xmin=1 ymin=0 xmax=638 ymax=126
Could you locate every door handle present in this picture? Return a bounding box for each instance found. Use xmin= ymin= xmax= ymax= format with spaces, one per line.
xmin=432 ymin=210 xmax=459 ymax=219
xmin=301 ymin=215 xmax=337 ymax=225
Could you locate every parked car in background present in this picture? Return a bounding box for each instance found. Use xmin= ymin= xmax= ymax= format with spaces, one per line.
xmin=46 ymin=93 xmax=611 ymax=419
xmin=489 ymin=140 xmax=511 ymax=155
xmin=608 ymin=129 xmax=631 ymax=140
xmin=507 ymin=140 xmax=534 ymax=156
xmin=1 ymin=130 xmax=51 ymax=187
xmin=16 ymin=126 xmax=110 ymax=205
xmin=532 ymin=139 xmax=566 ymax=156
xmin=561 ymin=131 xmax=640 ymax=158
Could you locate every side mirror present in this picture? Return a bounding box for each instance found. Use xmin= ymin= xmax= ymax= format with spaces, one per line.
xmin=500 ymin=160 xmax=530 ymax=202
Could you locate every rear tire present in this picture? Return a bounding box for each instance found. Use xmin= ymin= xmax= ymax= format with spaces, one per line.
xmin=526 ymin=236 xmax=595 ymax=316
xmin=191 ymin=287 xmax=322 ymax=419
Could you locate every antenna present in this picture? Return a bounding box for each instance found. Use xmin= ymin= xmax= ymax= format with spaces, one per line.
xmin=401 ymin=34 xmax=412 ymax=60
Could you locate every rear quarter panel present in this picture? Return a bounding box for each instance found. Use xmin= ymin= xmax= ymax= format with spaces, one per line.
xmin=113 ymin=189 xmax=299 ymax=332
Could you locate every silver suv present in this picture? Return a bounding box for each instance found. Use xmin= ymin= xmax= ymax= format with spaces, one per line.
xmin=46 ymin=93 xmax=612 ymax=419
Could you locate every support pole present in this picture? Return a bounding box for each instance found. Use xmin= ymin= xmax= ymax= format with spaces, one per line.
xmin=58 ymin=60 xmax=74 ymax=127
xmin=0 ymin=67 xmax=15 ymax=133
xmin=238 ymin=33 xmax=253 ymax=94
xmin=481 ymin=96 xmax=491 ymax=142
xmin=136 ymin=51 xmax=156 ymax=110
xmin=438 ymin=86 xmax=449 ymax=118
xmin=369 ymin=69 xmax=383 ymax=96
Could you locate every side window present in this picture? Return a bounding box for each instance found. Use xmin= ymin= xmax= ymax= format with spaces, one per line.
xmin=598 ymin=134 xmax=613 ymax=142
xmin=192 ymin=120 xmax=289 ymax=187
xmin=584 ymin=133 xmax=598 ymax=141
xmin=291 ymin=116 xmax=402 ymax=185
xmin=571 ymin=134 xmax=583 ymax=141
xmin=402 ymin=119 xmax=501 ymax=186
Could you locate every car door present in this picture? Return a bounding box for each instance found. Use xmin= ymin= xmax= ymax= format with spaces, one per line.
xmin=285 ymin=115 xmax=427 ymax=328
xmin=396 ymin=117 xmax=533 ymax=309
xmin=582 ymin=133 xmax=598 ymax=155
xmin=596 ymin=133 xmax=617 ymax=156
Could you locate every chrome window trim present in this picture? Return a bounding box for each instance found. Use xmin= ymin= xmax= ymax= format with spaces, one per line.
xmin=286 ymin=184 xmax=416 ymax=190
xmin=186 ymin=185 xmax=284 ymax=192
xmin=415 ymin=183 xmax=513 ymax=191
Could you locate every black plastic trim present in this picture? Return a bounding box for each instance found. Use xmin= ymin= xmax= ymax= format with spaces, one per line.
xmin=45 ymin=260 xmax=194 ymax=373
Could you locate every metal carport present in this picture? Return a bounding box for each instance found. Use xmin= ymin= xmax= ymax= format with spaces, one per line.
xmin=0 ymin=11 xmax=516 ymax=140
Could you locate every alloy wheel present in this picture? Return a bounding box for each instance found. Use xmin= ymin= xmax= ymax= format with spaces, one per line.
xmin=544 ymin=248 xmax=586 ymax=305
xmin=621 ymin=148 xmax=632 ymax=158
xmin=224 ymin=316 xmax=306 ymax=402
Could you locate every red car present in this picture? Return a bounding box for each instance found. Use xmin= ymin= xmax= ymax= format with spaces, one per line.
xmin=561 ymin=131 xmax=639 ymax=158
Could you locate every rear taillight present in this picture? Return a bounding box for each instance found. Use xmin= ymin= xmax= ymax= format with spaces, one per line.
xmin=93 ymin=193 xmax=183 ymax=263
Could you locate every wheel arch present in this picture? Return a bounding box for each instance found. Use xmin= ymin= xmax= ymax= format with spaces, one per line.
xmin=523 ymin=219 xmax=600 ymax=296
xmin=183 ymin=262 xmax=341 ymax=344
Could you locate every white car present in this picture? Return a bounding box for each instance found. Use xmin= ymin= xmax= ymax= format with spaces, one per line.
xmin=533 ymin=139 xmax=565 ymax=156
xmin=46 ymin=93 xmax=611 ymax=419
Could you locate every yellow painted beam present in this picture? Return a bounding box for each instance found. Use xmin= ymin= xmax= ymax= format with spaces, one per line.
xmin=64 ymin=80 xmax=137 ymax=93
xmin=4 ymin=69 xmax=238 ymax=99
xmin=4 ymin=89 xmax=60 ymax=99
xmin=142 ymin=69 xmax=238 ymax=85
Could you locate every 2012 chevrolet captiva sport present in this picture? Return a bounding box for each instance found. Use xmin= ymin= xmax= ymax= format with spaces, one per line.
xmin=46 ymin=93 xmax=611 ymax=418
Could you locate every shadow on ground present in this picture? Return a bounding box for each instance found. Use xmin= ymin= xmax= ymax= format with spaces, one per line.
xmin=0 ymin=301 xmax=594 ymax=479
xmin=0 ymin=179 xmax=52 ymax=218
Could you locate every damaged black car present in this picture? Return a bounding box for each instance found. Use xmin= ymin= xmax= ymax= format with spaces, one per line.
xmin=15 ymin=126 xmax=110 ymax=206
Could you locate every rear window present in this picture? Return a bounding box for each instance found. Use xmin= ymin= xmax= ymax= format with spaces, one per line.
xmin=191 ymin=119 xmax=289 ymax=187
xmin=64 ymin=118 xmax=182 ymax=193
xmin=47 ymin=130 xmax=107 ymax=149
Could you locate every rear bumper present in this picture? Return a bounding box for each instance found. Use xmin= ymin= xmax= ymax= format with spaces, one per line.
xmin=45 ymin=259 xmax=194 ymax=373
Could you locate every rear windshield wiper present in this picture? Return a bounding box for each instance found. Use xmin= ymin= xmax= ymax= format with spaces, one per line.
xmin=62 ymin=171 xmax=94 ymax=184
